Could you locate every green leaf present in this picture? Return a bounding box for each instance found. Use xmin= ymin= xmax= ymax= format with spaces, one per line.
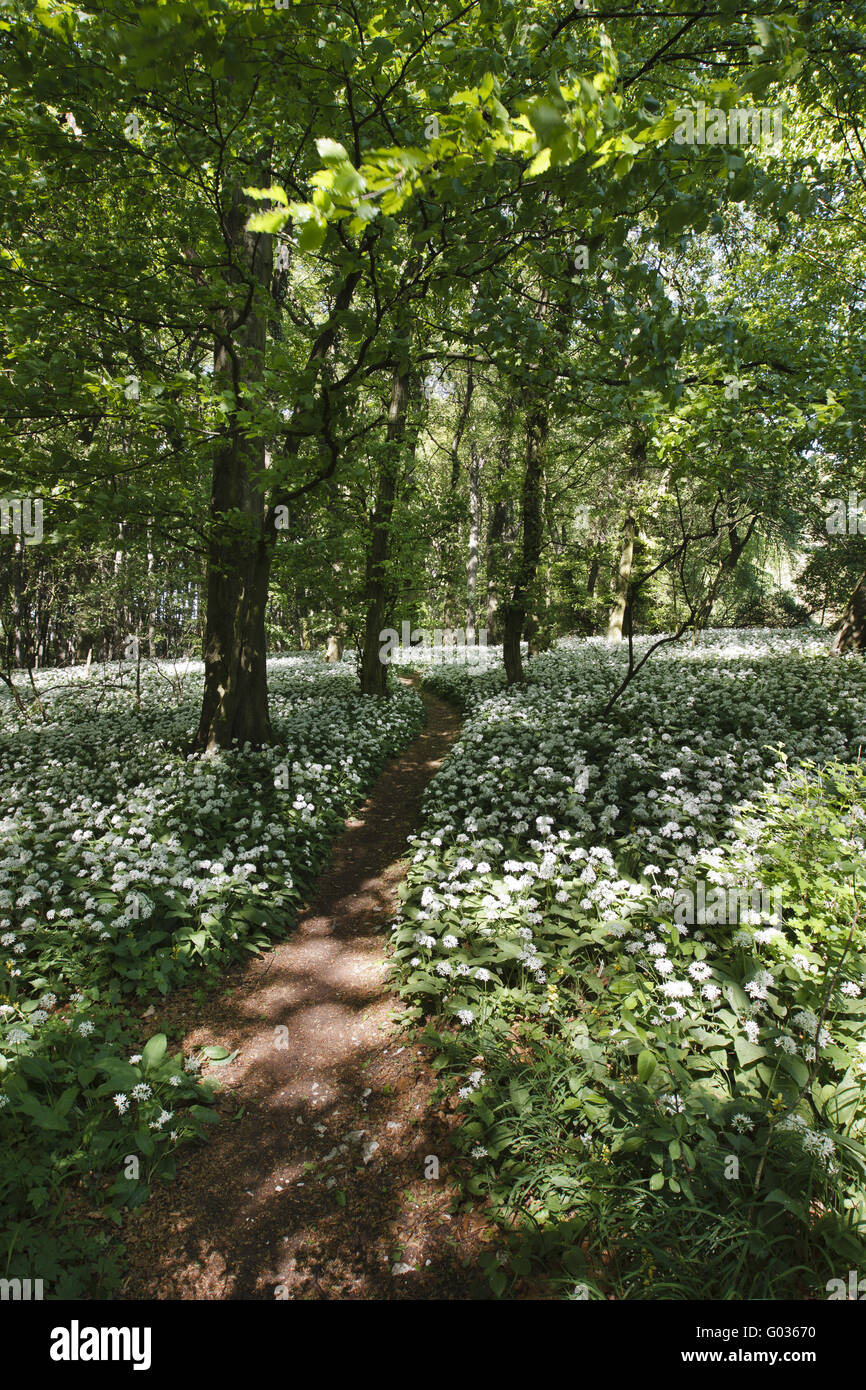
xmin=189 ymin=1105 xmax=221 ymax=1125
xmin=316 ymin=138 xmax=350 ymax=165
xmin=142 ymin=1033 xmax=167 ymax=1069
xmin=332 ymin=166 xmax=366 ymax=199
xmin=508 ymin=1079 xmax=531 ymax=1112
xmin=734 ymin=1037 xmax=766 ymax=1068
xmin=777 ymin=1053 xmax=809 ymax=1088
xmin=297 ymin=218 xmax=327 ymax=253
xmin=248 ymin=210 xmax=289 ymax=234
xmin=243 ymin=185 xmax=288 ymax=206
xmin=526 ymin=99 xmax=567 ymax=146
xmin=16 ymin=1094 xmax=70 ymax=1131
xmin=637 ymin=1049 xmax=657 ymax=1083
xmin=527 ymin=148 xmax=551 ymax=177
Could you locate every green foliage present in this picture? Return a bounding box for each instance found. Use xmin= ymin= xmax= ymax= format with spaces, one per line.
xmin=0 ymin=657 xmax=424 ymax=1295
xmin=392 ymin=638 xmax=866 ymax=1298
xmin=4 ymin=0 xmax=866 ymax=1303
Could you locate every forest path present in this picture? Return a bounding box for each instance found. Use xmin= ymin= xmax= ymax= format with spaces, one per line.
xmin=120 ymin=678 xmax=495 ymax=1299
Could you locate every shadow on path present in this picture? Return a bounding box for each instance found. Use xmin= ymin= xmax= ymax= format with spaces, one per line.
xmin=120 ymin=680 xmax=497 ymax=1300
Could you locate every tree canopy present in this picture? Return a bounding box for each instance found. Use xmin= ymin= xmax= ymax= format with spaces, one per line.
xmin=2 ymin=0 xmax=865 ymax=729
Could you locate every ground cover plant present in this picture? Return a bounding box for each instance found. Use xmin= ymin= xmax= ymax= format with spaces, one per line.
xmin=391 ymin=630 xmax=866 ymax=1298
xmin=0 ymin=655 xmax=422 ymax=1294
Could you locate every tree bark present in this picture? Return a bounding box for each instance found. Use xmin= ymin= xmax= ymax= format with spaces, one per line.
xmin=146 ymin=521 xmax=156 ymax=657
xmin=196 ymin=176 xmax=274 ymax=750
xmin=587 ymin=545 xmax=601 ymax=597
xmin=691 ymin=511 xmax=758 ymax=633
xmin=833 ymin=572 xmax=866 ymax=653
xmin=443 ymin=360 xmax=474 ymax=630
xmin=607 ymin=516 xmax=637 ymax=641
xmin=485 ymin=403 xmax=514 ymax=643
xmin=485 ymin=496 xmax=508 ymax=643
xmin=466 ymin=441 xmax=481 ymax=643
xmin=503 ymin=400 xmax=547 ymax=685
xmin=12 ymin=538 xmax=26 ymax=668
xmin=359 ymin=359 xmax=411 ymax=696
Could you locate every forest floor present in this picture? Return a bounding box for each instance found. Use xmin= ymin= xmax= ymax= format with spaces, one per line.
xmin=119 ymin=679 xmax=501 ymax=1300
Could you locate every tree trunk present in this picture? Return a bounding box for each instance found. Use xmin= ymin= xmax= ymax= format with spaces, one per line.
xmin=114 ymin=520 xmax=125 ymax=657
xmin=833 ymin=572 xmax=866 ymax=653
xmin=359 ymin=360 xmax=410 ymax=696
xmin=692 ymin=512 xmax=758 ymax=633
xmin=146 ymin=521 xmax=156 ymax=657
xmin=196 ymin=176 xmax=274 ymax=750
xmin=607 ymin=516 xmax=637 ymax=641
xmin=443 ymin=361 xmax=474 ymax=631
xmin=486 ymin=403 xmax=513 ymax=643
xmin=485 ymin=497 xmax=508 ymax=643
xmin=12 ymin=538 xmax=26 ymax=668
xmin=197 ymin=235 xmax=368 ymax=738
xmin=606 ymin=424 xmax=647 ymax=641
xmin=503 ymin=400 xmax=547 ymax=685
xmin=466 ymin=441 xmax=481 ymax=643
xmin=587 ymin=545 xmax=600 ymax=597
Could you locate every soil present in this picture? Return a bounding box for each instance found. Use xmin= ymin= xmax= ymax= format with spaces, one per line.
xmin=119 ymin=679 xmax=500 ymax=1300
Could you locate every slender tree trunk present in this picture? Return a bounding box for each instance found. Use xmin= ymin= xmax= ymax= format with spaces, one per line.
xmin=114 ymin=520 xmax=125 ymax=657
xmin=12 ymin=539 xmax=25 ymax=668
xmin=485 ymin=497 xmax=507 ymax=643
xmin=37 ymin=569 xmax=52 ymax=668
xmin=486 ymin=403 xmax=513 ymax=642
xmin=503 ymin=400 xmax=547 ymax=685
xmin=359 ymin=359 xmax=410 ymax=696
xmin=607 ymin=516 xmax=637 ymax=641
xmin=466 ymin=442 xmax=481 ymax=643
xmin=833 ymin=572 xmax=866 ymax=653
xmin=146 ymin=522 xmax=156 ymax=657
xmin=692 ymin=513 xmax=758 ymax=633
xmin=587 ymin=545 xmax=601 ymax=597
xmin=443 ymin=361 xmax=474 ymax=630
xmin=606 ymin=423 xmax=647 ymax=641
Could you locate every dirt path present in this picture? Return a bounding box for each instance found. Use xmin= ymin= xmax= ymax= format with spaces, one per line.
xmin=120 ymin=681 xmax=496 ymax=1300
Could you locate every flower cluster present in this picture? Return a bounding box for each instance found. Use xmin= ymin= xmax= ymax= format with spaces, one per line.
xmin=392 ymin=629 xmax=866 ymax=1299
xmin=0 ymin=653 xmax=423 ymax=1294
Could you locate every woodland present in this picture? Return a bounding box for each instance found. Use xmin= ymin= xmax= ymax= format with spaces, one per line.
xmin=2 ymin=0 xmax=866 ymax=1305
